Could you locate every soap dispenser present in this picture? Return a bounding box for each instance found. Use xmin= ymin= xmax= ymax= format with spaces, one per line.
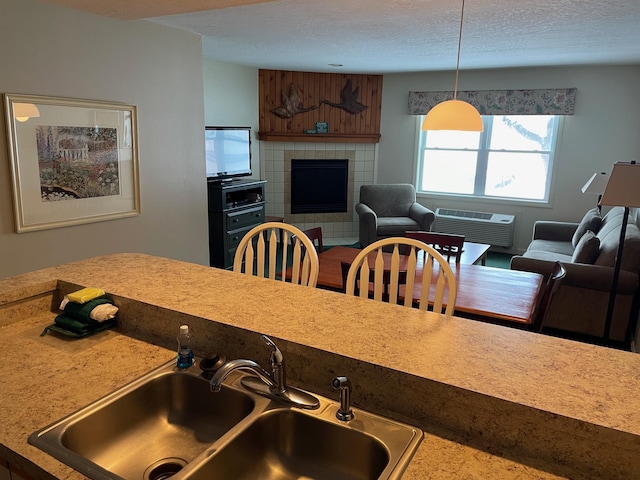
xmin=176 ymin=325 xmax=194 ymax=368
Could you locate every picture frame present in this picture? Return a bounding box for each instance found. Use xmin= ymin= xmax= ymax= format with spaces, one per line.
xmin=3 ymin=94 xmax=140 ymax=233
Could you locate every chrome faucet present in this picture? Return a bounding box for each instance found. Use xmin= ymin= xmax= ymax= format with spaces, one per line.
xmin=210 ymin=334 xmax=319 ymax=410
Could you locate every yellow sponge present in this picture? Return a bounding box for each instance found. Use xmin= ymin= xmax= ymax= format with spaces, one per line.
xmin=66 ymin=287 xmax=105 ymax=304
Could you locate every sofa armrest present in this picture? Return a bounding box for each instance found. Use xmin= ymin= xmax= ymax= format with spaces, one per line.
xmin=511 ymin=256 xmax=638 ymax=294
xmin=356 ymin=202 xmax=377 ymax=247
xmin=408 ymin=203 xmax=436 ymax=231
xmin=532 ymin=221 xmax=579 ymax=241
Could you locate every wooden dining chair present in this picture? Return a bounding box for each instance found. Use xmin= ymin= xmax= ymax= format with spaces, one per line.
xmin=292 ymin=226 xmax=324 ymax=253
xmin=531 ymin=261 xmax=567 ymax=332
xmin=404 ymin=231 xmax=465 ymax=264
xmin=233 ymin=222 xmax=319 ymax=287
xmin=343 ymin=237 xmax=457 ymax=314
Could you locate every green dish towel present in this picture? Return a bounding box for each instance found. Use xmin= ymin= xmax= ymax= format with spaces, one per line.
xmin=64 ymin=297 xmax=113 ymax=322
xmin=54 ymin=314 xmax=101 ymax=334
xmin=43 ymin=317 xmax=117 ymax=337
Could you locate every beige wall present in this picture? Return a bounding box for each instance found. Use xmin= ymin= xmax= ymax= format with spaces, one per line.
xmin=379 ymin=65 xmax=640 ymax=253
xmin=0 ymin=0 xmax=208 ymax=278
xmin=203 ymin=59 xmax=259 ymax=180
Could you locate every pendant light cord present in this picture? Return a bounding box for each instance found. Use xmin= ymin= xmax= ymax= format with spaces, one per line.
xmin=453 ymin=0 xmax=465 ymax=100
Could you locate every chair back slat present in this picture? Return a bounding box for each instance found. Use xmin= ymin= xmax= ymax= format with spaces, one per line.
xmin=387 ymin=246 xmax=401 ymax=304
xmin=433 ymin=270 xmax=447 ymax=314
xmin=280 ymin=232 xmax=290 ymax=282
xmin=372 ymin=249 xmax=386 ymax=301
xmin=267 ymin=229 xmax=278 ymax=279
xmin=418 ymin=252 xmax=432 ymax=309
xmin=290 ymin=237 xmax=304 ymax=284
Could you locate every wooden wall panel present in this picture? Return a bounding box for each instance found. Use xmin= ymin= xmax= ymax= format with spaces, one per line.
xmin=258 ymin=70 xmax=382 ymax=143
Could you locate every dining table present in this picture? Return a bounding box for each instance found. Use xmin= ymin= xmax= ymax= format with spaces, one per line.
xmin=302 ymin=246 xmax=544 ymax=326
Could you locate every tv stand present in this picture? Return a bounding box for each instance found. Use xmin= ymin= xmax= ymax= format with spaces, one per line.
xmin=208 ymin=179 xmax=266 ymax=269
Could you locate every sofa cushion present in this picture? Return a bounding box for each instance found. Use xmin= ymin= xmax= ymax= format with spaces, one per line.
xmin=527 ymin=239 xmax=576 ymax=257
xmin=571 ymin=230 xmax=600 ymax=264
xmin=521 ymin=250 xmax=574 ymax=263
xmin=595 ymin=207 xmax=640 ymax=272
xmin=572 ymin=208 xmax=602 ymax=248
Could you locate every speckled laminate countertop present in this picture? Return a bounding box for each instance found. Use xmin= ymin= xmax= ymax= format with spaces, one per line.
xmin=2 ymin=253 xmax=640 ymax=479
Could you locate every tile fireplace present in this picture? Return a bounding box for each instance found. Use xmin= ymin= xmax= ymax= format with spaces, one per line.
xmin=260 ymin=142 xmax=377 ymax=242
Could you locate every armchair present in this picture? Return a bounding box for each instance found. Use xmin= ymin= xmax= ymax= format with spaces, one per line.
xmin=355 ymin=184 xmax=435 ymax=247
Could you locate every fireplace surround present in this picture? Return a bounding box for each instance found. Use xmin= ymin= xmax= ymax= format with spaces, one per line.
xmin=260 ymin=143 xmax=377 ymax=241
xmin=284 ymin=150 xmax=355 ymax=224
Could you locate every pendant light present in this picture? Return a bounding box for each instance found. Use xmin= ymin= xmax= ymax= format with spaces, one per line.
xmin=422 ymin=0 xmax=483 ymax=132
xmin=14 ymin=103 xmax=40 ymax=123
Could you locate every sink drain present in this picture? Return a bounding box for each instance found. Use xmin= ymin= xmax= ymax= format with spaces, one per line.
xmin=144 ymin=457 xmax=187 ymax=480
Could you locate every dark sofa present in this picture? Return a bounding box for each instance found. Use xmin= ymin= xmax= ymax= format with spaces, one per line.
xmin=511 ymin=206 xmax=640 ymax=345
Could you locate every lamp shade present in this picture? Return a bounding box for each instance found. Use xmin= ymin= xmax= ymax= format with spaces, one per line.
xmin=14 ymin=103 xmax=40 ymax=122
xmin=581 ymin=172 xmax=610 ymax=195
xmin=600 ymin=161 xmax=640 ymax=208
xmin=422 ymin=99 xmax=483 ymax=132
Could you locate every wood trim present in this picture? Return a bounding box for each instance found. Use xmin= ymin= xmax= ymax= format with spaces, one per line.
xmin=257 ymin=132 xmax=380 ymax=143
xmin=259 ymin=70 xmax=382 ymax=143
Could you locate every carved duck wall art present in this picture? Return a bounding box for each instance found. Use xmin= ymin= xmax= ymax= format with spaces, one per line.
xmin=322 ymin=79 xmax=369 ymax=114
xmin=271 ymin=83 xmax=319 ymax=118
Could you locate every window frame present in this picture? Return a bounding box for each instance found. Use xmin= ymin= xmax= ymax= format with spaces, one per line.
xmin=415 ymin=114 xmax=561 ymax=205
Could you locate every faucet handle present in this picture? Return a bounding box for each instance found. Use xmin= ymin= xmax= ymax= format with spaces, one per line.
xmin=261 ymin=335 xmax=283 ymax=364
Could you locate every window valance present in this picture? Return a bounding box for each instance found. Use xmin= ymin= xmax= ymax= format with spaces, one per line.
xmin=408 ymin=88 xmax=576 ymax=116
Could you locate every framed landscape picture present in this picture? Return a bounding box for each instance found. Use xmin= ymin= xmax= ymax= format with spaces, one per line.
xmin=3 ymin=94 xmax=140 ymax=233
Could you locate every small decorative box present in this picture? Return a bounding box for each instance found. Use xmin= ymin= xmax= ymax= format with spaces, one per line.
xmin=315 ymin=122 xmax=328 ymax=134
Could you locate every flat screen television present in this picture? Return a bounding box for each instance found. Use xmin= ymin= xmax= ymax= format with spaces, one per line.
xmin=205 ymin=126 xmax=252 ymax=182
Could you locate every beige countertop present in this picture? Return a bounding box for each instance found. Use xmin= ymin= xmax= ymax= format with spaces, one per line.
xmin=2 ymin=253 xmax=639 ymax=479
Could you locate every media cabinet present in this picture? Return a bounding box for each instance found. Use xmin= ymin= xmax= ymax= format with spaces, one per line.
xmin=207 ymin=179 xmax=266 ymax=269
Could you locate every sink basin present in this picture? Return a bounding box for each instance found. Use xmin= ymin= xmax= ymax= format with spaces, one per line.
xmin=30 ymin=357 xmax=423 ymax=480
xmin=29 ymin=365 xmax=255 ymax=480
xmin=182 ymin=408 xmax=396 ymax=480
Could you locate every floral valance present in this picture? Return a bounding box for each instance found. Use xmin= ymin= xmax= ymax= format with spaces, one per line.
xmin=408 ymin=88 xmax=576 ymax=116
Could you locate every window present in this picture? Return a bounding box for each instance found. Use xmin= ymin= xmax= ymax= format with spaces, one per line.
xmin=416 ymin=115 xmax=560 ymax=202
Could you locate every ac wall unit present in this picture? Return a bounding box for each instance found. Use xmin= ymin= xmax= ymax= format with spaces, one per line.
xmin=432 ymin=208 xmax=515 ymax=247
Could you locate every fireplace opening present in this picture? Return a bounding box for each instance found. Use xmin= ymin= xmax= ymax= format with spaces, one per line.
xmin=291 ymin=159 xmax=348 ymax=214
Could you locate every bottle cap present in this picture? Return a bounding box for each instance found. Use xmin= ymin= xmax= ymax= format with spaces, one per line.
xmin=180 ymin=325 xmax=189 ymax=334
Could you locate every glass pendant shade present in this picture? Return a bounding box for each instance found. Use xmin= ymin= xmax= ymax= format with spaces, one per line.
xmin=14 ymin=103 xmax=40 ymax=122
xmin=421 ymin=0 xmax=483 ymax=132
xmin=422 ymin=99 xmax=483 ymax=131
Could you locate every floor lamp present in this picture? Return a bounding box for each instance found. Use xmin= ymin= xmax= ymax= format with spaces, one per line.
xmin=581 ymin=172 xmax=610 ymax=213
xmin=599 ymin=161 xmax=640 ymax=341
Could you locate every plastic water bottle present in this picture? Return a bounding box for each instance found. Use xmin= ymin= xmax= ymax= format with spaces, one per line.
xmin=176 ymin=325 xmax=194 ymax=368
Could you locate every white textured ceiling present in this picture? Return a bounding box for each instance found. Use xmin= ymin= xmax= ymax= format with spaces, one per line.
xmin=40 ymin=0 xmax=640 ymax=73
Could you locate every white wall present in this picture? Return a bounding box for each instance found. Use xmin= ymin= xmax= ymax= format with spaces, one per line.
xmin=0 ymin=0 xmax=208 ymax=278
xmin=203 ymin=60 xmax=260 ymax=180
xmin=379 ymin=65 xmax=640 ymax=253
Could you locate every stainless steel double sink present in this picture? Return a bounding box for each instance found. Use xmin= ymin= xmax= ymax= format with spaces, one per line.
xmin=29 ymin=357 xmax=423 ymax=480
